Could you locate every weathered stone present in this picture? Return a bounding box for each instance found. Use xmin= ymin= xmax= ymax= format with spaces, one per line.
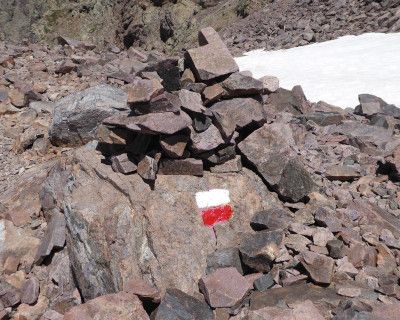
xmin=198 ymin=27 xmax=225 ymax=46
xmin=301 ymin=251 xmax=334 ymax=284
xmin=193 ymin=115 xmax=212 ymax=132
xmin=35 ymin=212 xmax=66 ymax=264
xmin=313 ymin=227 xmax=335 ymax=247
xmin=199 ymin=267 xmax=252 ymax=308
xmin=3 ymin=255 xmax=19 ymax=275
xmin=265 ymin=88 xmax=303 ymax=115
xmin=249 ymin=283 xmax=340 ymax=311
xmin=133 ymin=92 xmax=181 ymax=114
xmin=160 ymin=134 xmax=189 ymax=158
xmin=125 ymin=78 xmax=164 ymax=105
xmin=137 ymin=155 xmax=158 ymax=181
xmin=221 ymin=72 xmax=264 ymax=97
xmin=60 ymin=149 xmax=276 ymax=299
xmin=111 ymin=154 xmax=137 ymax=174
xmin=206 ymin=248 xmax=243 ymax=275
xmin=327 ymin=239 xmax=345 ymax=259
xmin=50 ymin=85 xmax=128 ymax=146
xmin=9 ymin=88 xmax=27 ymax=108
xmin=203 ymin=84 xmax=225 ymax=104
xmin=336 ymin=287 xmax=361 ymax=298
xmin=210 ymin=156 xmax=242 ymax=173
xmin=376 ymin=243 xmax=397 ymax=273
xmin=299 ymin=112 xmax=346 ymax=126
xmin=326 ymin=165 xmax=361 ymax=181
xmin=104 ymin=110 xmax=192 ymax=135
xmin=259 ymin=75 xmax=279 ymax=93
xmin=64 ymin=292 xmax=149 ymax=320
xmin=180 ymin=68 xmax=195 ymax=86
xmin=185 ymin=38 xmax=238 ymax=81
xmin=355 ymin=94 xmax=400 ymax=118
xmin=239 ymin=230 xmax=284 ymax=272
xmin=211 ymin=97 xmax=265 ymax=138
xmin=55 ymin=60 xmax=77 ymax=74
xmin=20 ymin=277 xmax=40 ymax=305
xmin=152 ymin=288 xmax=213 ymax=320
xmin=284 ymin=234 xmax=311 ymax=253
xmin=123 ymin=278 xmax=161 ymax=302
xmin=41 ymin=310 xmax=64 ymax=320
xmin=250 ymin=208 xmax=294 ymax=231
xmin=254 ymin=274 xmax=274 ymax=292
xmin=190 ymin=124 xmax=225 ymax=153
xmin=158 ymin=158 xmax=203 ymax=176
xmin=178 ymin=89 xmax=210 ymax=115
xmin=0 ymin=281 xmax=20 ymax=307
xmin=277 ymin=158 xmax=315 ymax=203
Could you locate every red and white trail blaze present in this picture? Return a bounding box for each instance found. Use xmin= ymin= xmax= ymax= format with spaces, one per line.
xmin=195 ymin=189 xmax=233 ymax=226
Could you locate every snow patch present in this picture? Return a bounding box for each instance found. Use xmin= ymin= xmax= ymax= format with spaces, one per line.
xmin=235 ymin=33 xmax=400 ymax=109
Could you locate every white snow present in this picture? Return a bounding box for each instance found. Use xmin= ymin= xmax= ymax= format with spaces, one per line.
xmin=235 ymin=33 xmax=400 ymax=109
xmin=195 ymin=189 xmax=230 ymax=208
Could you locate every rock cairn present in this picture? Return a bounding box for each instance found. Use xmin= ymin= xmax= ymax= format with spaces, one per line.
xmin=100 ymin=27 xmax=272 ymax=184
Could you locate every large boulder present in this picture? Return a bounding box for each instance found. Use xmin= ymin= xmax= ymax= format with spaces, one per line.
xmin=49 ymin=85 xmax=128 ymax=146
xmin=45 ymin=148 xmax=280 ymax=300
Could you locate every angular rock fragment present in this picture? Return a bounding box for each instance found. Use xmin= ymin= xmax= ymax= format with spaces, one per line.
xmin=193 ymin=115 xmax=212 ymax=132
xmin=185 ymin=29 xmax=238 ymax=81
xmin=111 ymin=154 xmax=137 ymax=174
xmin=221 ymin=72 xmax=264 ymax=97
xmin=254 ymin=274 xmax=274 ymax=291
xmin=211 ymin=97 xmax=265 ymax=138
xmin=35 ymin=212 xmax=66 ymax=264
xmin=285 ymin=234 xmax=311 ymax=253
xmin=259 ymin=75 xmax=279 ymax=93
xmin=178 ymin=89 xmax=211 ymax=115
xmin=55 ymin=60 xmax=77 ymax=74
xmin=199 ymin=267 xmax=252 ymax=308
xmin=326 ymin=165 xmax=361 ymax=181
xmin=64 ymin=292 xmax=149 ymax=320
xmin=50 ymin=85 xmax=128 ymax=146
xmin=104 ymin=110 xmax=192 ymax=135
xmin=206 ymin=248 xmax=243 ymax=275
xmin=301 ymin=251 xmax=334 ymax=284
xmin=203 ymin=83 xmax=225 ymax=104
xmin=0 ymin=281 xmax=20 ymax=307
xmin=210 ymin=156 xmax=242 ymax=173
xmin=277 ymin=158 xmax=315 ymax=202
xmin=250 ymin=208 xmax=293 ymax=231
xmin=125 ymin=78 xmax=164 ymax=105
xmin=239 ymin=230 xmax=284 ymax=272
xmin=190 ymin=124 xmax=225 ymax=153
xmin=123 ymin=278 xmax=161 ymax=303
xmin=158 ymin=158 xmax=203 ymax=176
xmin=198 ymin=27 xmax=225 ymax=46
xmin=152 ymin=288 xmax=213 ymax=320
xmin=327 ymin=239 xmax=344 ymax=259
xmin=160 ymin=134 xmax=189 ymax=158
xmin=20 ymin=277 xmax=40 ymax=305
xmin=137 ymin=155 xmax=158 ymax=181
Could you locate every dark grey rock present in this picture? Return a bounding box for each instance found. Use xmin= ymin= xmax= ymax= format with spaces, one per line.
xmin=158 ymin=158 xmax=203 ymax=176
xmin=254 ymin=273 xmax=274 ymax=291
xmin=206 ymin=248 xmax=243 ymax=275
xmin=250 ymin=208 xmax=294 ymax=231
xmin=50 ymin=85 xmax=128 ymax=146
xmin=151 ymin=288 xmax=213 ymax=320
xmin=221 ymin=72 xmax=264 ymax=97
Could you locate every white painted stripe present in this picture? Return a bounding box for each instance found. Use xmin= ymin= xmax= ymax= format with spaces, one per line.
xmin=195 ymin=189 xmax=230 ymax=209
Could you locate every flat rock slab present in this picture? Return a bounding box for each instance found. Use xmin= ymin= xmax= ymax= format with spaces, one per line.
xmin=301 ymin=251 xmax=334 ymax=284
xmin=152 ymin=288 xmax=213 ymax=320
xmin=104 ymin=110 xmax=192 ymax=135
xmin=186 ymin=43 xmax=239 ymax=81
xmin=199 ymin=267 xmax=252 ymax=308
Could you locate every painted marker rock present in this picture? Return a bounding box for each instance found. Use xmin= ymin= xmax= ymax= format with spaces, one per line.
xmin=195 ymin=189 xmax=233 ymax=226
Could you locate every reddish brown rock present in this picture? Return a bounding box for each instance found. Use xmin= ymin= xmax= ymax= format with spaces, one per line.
xmin=159 ymin=158 xmax=203 ymax=176
xmin=178 ymin=89 xmax=210 ymax=115
xmin=301 ymin=251 xmax=334 ymax=284
xmin=137 ymin=155 xmax=158 ymax=181
xmin=326 ymin=165 xmax=361 ymax=181
xmin=203 ymin=84 xmax=225 ymax=104
xmin=3 ymin=255 xmax=20 ymax=275
xmin=55 ymin=60 xmax=77 ymax=74
xmin=111 ymin=154 xmax=137 ymax=174
xmin=210 ymin=156 xmax=242 ymax=173
xmin=125 ymin=78 xmax=164 ymax=105
xmin=199 ymin=267 xmax=252 ymax=308
xmin=63 ymin=292 xmax=149 ymax=320
xmin=190 ymin=124 xmax=225 ymax=153
xmin=20 ymin=277 xmax=40 ymax=305
xmin=221 ymin=72 xmax=264 ymax=97
xmin=123 ymin=278 xmax=161 ymax=302
xmin=160 ymin=134 xmax=189 ymax=158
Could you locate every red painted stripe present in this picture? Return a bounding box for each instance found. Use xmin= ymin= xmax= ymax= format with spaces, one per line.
xmin=202 ymin=204 xmax=233 ymax=226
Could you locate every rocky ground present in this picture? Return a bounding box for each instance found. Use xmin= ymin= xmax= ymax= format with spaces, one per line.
xmin=1 ymin=27 xmax=400 ymax=319
xmin=223 ymin=0 xmax=400 ymax=54
xmin=1 ymin=0 xmax=399 ymax=54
